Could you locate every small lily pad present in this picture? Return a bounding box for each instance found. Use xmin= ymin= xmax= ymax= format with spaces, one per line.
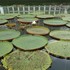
xmin=0 ymin=29 xmax=20 ymax=41
xmin=0 ymin=41 xmax=13 ymax=57
xmin=50 ymin=30 xmax=70 ymax=40
xmin=0 ymin=20 xmax=8 ymax=25
xmin=26 ymin=26 xmax=50 ymax=35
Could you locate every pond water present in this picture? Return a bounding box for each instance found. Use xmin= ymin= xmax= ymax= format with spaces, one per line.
xmin=49 ymin=55 xmax=70 ymax=70
xmin=0 ymin=17 xmax=70 ymax=70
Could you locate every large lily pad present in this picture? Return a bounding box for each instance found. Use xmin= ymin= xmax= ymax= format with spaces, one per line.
xmin=36 ymin=15 xmax=54 ymax=19
xmin=30 ymin=11 xmax=45 ymax=15
xmin=26 ymin=26 xmax=50 ymax=35
xmin=62 ymin=17 xmax=70 ymax=21
xmin=66 ymin=23 xmax=70 ymax=27
xmin=0 ymin=41 xmax=13 ymax=57
xmin=18 ymin=18 xmax=38 ymax=24
xmin=45 ymin=41 xmax=70 ymax=58
xmin=44 ymin=19 xmax=67 ymax=26
xmin=17 ymin=14 xmax=35 ymax=18
xmin=2 ymin=50 xmax=52 ymax=70
xmin=0 ymin=15 xmax=15 ymax=20
xmin=54 ymin=14 xmax=70 ymax=17
xmin=0 ymin=29 xmax=20 ymax=41
xmin=0 ymin=20 xmax=8 ymax=25
xmin=12 ymin=35 xmax=48 ymax=50
xmin=50 ymin=30 xmax=70 ymax=40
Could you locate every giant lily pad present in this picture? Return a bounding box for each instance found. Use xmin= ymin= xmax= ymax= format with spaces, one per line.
xmin=45 ymin=41 xmax=70 ymax=58
xmin=26 ymin=26 xmax=50 ymax=35
xmin=50 ymin=30 xmax=70 ymax=40
xmin=0 ymin=20 xmax=8 ymax=25
xmin=0 ymin=15 xmax=15 ymax=20
xmin=54 ymin=14 xmax=70 ymax=17
xmin=17 ymin=14 xmax=35 ymax=18
xmin=2 ymin=50 xmax=52 ymax=70
xmin=66 ymin=23 xmax=70 ymax=27
xmin=0 ymin=29 xmax=20 ymax=41
xmin=18 ymin=18 xmax=38 ymax=24
xmin=62 ymin=17 xmax=70 ymax=21
xmin=36 ymin=15 xmax=54 ymax=19
xmin=12 ymin=35 xmax=48 ymax=50
xmin=5 ymin=13 xmax=20 ymax=17
xmin=0 ymin=41 xmax=13 ymax=57
xmin=44 ymin=19 xmax=67 ymax=26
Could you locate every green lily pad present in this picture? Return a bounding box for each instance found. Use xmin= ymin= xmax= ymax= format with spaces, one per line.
xmin=17 ymin=14 xmax=35 ymax=18
xmin=18 ymin=18 xmax=38 ymax=23
xmin=30 ymin=11 xmax=45 ymax=15
xmin=62 ymin=17 xmax=70 ymax=21
xmin=44 ymin=19 xmax=67 ymax=26
xmin=36 ymin=15 xmax=54 ymax=19
xmin=0 ymin=29 xmax=20 ymax=41
xmin=50 ymin=30 xmax=70 ymax=40
xmin=26 ymin=26 xmax=50 ymax=35
xmin=5 ymin=13 xmax=20 ymax=17
xmin=0 ymin=41 xmax=13 ymax=57
xmin=0 ymin=15 xmax=15 ymax=20
xmin=45 ymin=41 xmax=70 ymax=58
xmin=0 ymin=20 xmax=8 ymax=25
xmin=66 ymin=23 xmax=70 ymax=27
xmin=54 ymin=14 xmax=70 ymax=17
xmin=2 ymin=50 xmax=52 ymax=70
xmin=12 ymin=35 xmax=48 ymax=50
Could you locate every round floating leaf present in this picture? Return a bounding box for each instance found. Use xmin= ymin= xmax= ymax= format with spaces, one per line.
xmin=50 ymin=30 xmax=70 ymax=40
xmin=0 ymin=29 xmax=20 ymax=41
xmin=66 ymin=23 xmax=70 ymax=27
xmin=12 ymin=35 xmax=48 ymax=50
xmin=44 ymin=19 xmax=67 ymax=26
xmin=30 ymin=11 xmax=45 ymax=15
xmin=18 ymin=18 xmax=38 ymax=23
xmin=36 ymin=15 xmax=54 ymax=19
xmin=45 ymin=41 xmax=70 ymax=58
xmin=26 ymin=26 xmax=50 ymax=35
xmin=0 ymin=20 xmax=8 ymax=25
xmin=54 ymin=14 xmax=70 ymax=17
xmin=17 ymin=14 xmax=35 ymax=18
xmin=5 ymin=13 xmax=20 ymax=17
xmin=62 ymin=17 xmax=70 ymax=21
xmin=0 ymin=15 xmax=15 ymax=20
xmin=0 ymin=41 xmax=13 ymax=57
xmin=2 ymin=50 xmax=52 ymax=70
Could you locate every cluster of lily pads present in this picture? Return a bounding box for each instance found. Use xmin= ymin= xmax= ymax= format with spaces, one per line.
xmin=0 ymin=13 xmax=70 ymax=70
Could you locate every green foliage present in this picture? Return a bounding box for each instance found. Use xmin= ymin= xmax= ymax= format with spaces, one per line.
xmin=0 ymin=0 xmax=70 ymax=6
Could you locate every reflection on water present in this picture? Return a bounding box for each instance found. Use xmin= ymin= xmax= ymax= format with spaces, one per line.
xmin=49 ymin=55 xmax=70 ymax=70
